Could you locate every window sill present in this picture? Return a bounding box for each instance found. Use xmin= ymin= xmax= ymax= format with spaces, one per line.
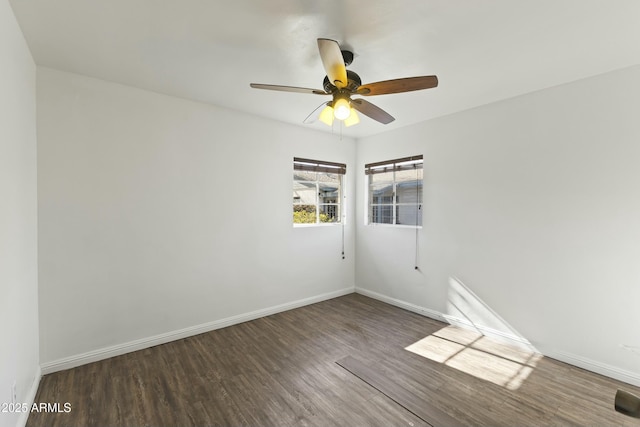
xmin=293 ymin=223 xmax=343 ymax=228
xmin=366 ymin=223 xmax=422 ymax=229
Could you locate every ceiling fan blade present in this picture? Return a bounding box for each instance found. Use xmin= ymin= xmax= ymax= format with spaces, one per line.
xmin=303 ymin=102 xmax=330 ymax=124
xmin=351 ymin=99 xmax=395 ymax=124
xmin=317 ymin=38 xmax=348 ymax=89
xmin=250 ymin=83 xmax=327 ymax=95
xmin=356 ymin=75 xmax=438 ymax=96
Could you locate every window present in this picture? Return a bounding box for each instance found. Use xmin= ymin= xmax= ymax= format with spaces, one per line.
xmin=366 ymin=155 xmax=423 ymax=226
xmin=293 ymin=157 xmax=346 ymax=225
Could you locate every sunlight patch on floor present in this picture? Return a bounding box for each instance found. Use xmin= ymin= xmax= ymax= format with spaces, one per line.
xmin=405 ymin=325 xmax=542 ymax=390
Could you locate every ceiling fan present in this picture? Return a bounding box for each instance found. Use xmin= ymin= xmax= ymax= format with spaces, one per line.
xmin=250 ymin=38 xmax=438 ymax=127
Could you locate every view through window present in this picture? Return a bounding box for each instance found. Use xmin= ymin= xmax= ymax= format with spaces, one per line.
xmin=366 ymin=155 xmax=423 ymax=226
xmin=293 ymin=157 xmax=345 ymax=225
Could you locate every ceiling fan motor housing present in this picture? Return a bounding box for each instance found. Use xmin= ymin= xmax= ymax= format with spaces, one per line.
xmin=323 ymin=69 xmax=362 ymax=93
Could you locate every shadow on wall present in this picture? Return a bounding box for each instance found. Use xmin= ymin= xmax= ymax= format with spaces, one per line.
xmin=405 ymin=277 xmax=541 ymax=390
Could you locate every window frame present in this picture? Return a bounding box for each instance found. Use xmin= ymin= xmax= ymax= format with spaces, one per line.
xmin=293 ymin=157 xmax=346 ymax=226
xmin=365 ymin=155 xmax=423 ymax=227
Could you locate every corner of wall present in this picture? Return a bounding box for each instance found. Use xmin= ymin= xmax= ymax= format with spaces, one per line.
xmin=16 ymin=367 xmax=42 ymax=427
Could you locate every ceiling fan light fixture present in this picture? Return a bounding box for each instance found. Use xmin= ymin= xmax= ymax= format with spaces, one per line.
xmin=344 ymin=109 xmax=360 ymax=127
xmin=319 ymin=105 xmax=335 ymax=126
xmin=250 ymin=38 xmax=437 ymax=127
xmin=333 ymin=97 xmax=351 ymax=120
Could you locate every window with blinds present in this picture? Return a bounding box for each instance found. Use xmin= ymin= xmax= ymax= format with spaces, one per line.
xmin=293 ymin=157 xmax=346 ymax=225
xmin=365 ymin=155 xmax=423 ymax=226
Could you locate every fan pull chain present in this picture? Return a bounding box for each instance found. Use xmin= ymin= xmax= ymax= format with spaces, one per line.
xmin=414 ymin=163 xmax=420 ymax=270
xmin=341 ymin=220 xmax=345 ymax=260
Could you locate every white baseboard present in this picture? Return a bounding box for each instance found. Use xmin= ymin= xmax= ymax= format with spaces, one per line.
xmin=355 ymin=287 xmax=446 ymax=322
xmin=17 ymin=365 xmax=42 ymax=427
xmin=355 ymin=287 xmax=640 ymax=388
xmin=355 ymin=287 xmax=531 ymax=348
xmin=543 ymin=349 xmax=640 ymax=388
xmin=41 ymin=287 xmax=355 ymax=375
xmin=441 ymin=314 xmax=536 ymax=349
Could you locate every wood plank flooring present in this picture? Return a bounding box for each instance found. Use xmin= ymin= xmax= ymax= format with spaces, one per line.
xmin=27 ymin=294 xmax=640 ymax=426
xmin=337 ymin=355 xmax=459 ymax=426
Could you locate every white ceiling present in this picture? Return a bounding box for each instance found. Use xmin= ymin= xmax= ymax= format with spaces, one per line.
xmin=9 ymin=0 xmax=640 ymax=138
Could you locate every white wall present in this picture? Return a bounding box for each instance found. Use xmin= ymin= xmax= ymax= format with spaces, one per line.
xmin=37 ymin=68 xmax=356 ymax=366
xmin=356 ymin=65 xmax=640 ymax=384
xmin=32 ymin=53 xmax=640 ymax=386
xmin=0 ymin=1 xmax=39 ymax=426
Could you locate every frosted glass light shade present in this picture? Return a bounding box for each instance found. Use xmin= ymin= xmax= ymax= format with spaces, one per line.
xmin=319 ymin=105 xmax=334 ymax=126
xmin=344 ymin=109 xmax=360 ymax=127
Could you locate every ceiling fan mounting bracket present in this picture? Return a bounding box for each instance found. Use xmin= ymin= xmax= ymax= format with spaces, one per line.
xmin=341 ymin=50 xmax=354 ymax=67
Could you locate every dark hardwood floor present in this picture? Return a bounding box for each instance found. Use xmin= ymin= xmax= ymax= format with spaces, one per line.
xmin=27 ymin=293 xmax=640 ymax=426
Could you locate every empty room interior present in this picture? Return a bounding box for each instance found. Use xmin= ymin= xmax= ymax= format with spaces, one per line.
xmin=3 ymin=0 xmax=640 ymax=426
